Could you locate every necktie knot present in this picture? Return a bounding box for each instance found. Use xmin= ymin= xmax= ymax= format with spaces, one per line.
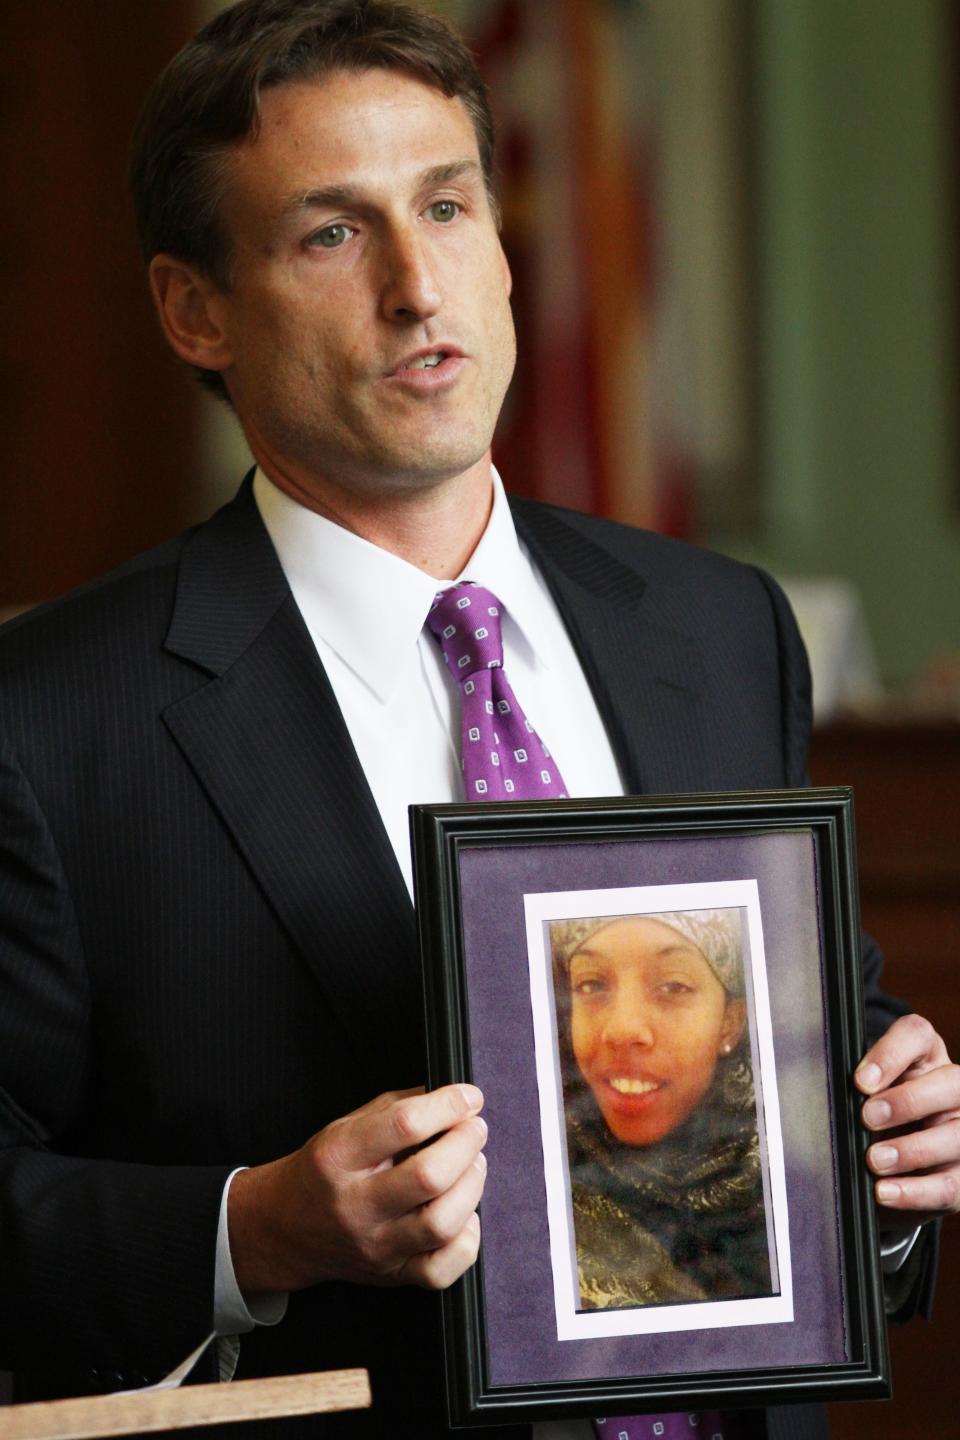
xmin=424 ymin=579 xmax=567 ymax=802
xmin=427 ymin=582 xmax=503 ymax=680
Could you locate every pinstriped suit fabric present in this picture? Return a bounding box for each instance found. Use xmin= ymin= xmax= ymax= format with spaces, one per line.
xmin=0 ymin=480 xmax=926 ymax=1437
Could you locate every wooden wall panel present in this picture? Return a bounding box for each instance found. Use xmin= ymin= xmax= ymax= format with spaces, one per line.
xmin=0 ymin=3 xmax=201 ymax=606
xmin=810 ymin=722 xmax=960 ymax=1440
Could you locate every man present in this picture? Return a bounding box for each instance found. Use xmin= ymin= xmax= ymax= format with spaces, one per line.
xmin=0 ymin=3 xmax=956 ymax=1437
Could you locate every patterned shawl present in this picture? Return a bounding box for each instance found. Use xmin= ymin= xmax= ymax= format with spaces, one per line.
xmin=566 ymin=1055 xmax=772 ymax=1310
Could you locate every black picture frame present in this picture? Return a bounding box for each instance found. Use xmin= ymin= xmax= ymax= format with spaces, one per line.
xmin=411 ymin=787 xmax=889 ymax=1427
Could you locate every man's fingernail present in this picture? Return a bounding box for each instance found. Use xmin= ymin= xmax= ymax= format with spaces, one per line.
xmin=876 ymin=1181 xmax=901 ymax=1203
xmin=856 ymin=1062 xmax=882 ymax=1091
xmin=473 ymin=1149 xmax=487 ymax=1173
xmin=470 ymin=1115 xmax=488 ymax=1141
xmin=458 ymin=1084 xmax=483 ymax=1110
xmin=466 ymin=1210 xmax=481 ymax=1234
xmin=871 ymin=1145 xmax=898 ymax=1172
xmin=863 ymin=1099 xmax=892 ymax=1127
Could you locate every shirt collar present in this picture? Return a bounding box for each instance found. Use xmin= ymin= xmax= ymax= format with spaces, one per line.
xmin=252 ymin=467 xmax=551 ymax=704
xmin=452 ymin=477 xmax=552 ymax=674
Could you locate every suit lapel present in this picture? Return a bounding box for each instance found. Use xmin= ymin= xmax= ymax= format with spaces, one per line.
xmin=158 ymin=482 xmax=712 ymax=1048
xmin=511 ymin=498 xmax=717 ymax=795
xmin=161 ymin=481 xmax=422 ymax=1049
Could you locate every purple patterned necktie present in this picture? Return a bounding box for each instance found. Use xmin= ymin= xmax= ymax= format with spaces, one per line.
xmin=429 ymin=585 xmax=739 ymax=1440
xmin=426 ymin=581 xmax=567 ymax=801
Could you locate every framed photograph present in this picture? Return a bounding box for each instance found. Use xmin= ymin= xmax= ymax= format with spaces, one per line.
xmin=411 ymin=788 xmax=889 ymax=1427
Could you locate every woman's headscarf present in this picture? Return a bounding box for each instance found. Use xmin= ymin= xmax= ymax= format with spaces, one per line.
xmin=549 ymin=908 xmax=745 ymax=996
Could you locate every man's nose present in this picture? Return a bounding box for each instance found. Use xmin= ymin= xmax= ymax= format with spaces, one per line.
xmin=380 ymin=225 xmax=442 ymax=323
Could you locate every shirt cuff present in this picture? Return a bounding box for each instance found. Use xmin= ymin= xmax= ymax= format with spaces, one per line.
xmin=879 ymin=1225 xmax=921 ymax=1273
xmin=215 ymin=1167 xmax=288 ymax=1334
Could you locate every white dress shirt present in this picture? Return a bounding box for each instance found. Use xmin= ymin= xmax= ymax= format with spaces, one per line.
xmin=252 ymin=466 xmax=624 ymax=895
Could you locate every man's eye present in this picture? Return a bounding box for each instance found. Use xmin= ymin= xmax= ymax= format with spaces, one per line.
xmin=310 ymin=224 xmax=353 ymax=249
xmin=427 ymin=200 xmax=460 ymax=223
xmin=572 ymin=978 xmax=606 ymax=997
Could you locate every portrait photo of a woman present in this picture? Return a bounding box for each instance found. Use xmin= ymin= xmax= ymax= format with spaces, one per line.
xmin=549 ymin=908 xmax=775 ymax=1313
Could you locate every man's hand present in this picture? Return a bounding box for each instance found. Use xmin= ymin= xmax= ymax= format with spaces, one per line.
xmin=227 ymin=1084 xmax=487 ymax=1296
xmin=856 ymin=1014 xmax=960 ymax=1233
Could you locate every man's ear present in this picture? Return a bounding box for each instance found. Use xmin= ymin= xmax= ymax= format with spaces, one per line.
xmin=148 ymin=255 xmax=233 ymax=374
xmin=720 ymin=998 xmax=747 ymax=1054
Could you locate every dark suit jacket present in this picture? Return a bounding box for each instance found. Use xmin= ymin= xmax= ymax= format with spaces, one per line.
xmin=0 ymin=479 xmax=931 ymax=1439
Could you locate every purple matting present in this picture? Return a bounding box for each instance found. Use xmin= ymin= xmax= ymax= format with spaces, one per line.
xmin=458 ymin=830 xmax=846 ymax=1388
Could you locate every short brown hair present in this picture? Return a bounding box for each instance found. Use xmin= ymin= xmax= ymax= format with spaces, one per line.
xmin=129 ymin=0 xmax=497 ymax=400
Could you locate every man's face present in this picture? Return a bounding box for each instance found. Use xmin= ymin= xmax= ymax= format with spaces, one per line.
xmin=207 ymin=68 xmax=516 ymax=507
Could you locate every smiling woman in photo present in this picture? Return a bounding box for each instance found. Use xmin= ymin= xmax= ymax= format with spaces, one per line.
xmin=550 ymin=909 xmax=774 ymax=1311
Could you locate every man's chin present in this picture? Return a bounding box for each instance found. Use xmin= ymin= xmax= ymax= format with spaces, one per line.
xmin=375 ymin=457 xmax=489 ymax=495
xmin=258 ymin=417 xmax=495 ymax=508
xmin=341 ymin=438 xmax=494 ymax=497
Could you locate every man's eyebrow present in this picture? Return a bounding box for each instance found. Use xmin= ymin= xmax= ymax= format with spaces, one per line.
xmin=280 ymin=159 xmax=483 ymax=216
xmin=418 ymin=159 xmax=484 ymax=189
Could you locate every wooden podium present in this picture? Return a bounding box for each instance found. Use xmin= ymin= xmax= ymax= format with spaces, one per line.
xmin=0 ymin=1369 xmax=371 ymax=1439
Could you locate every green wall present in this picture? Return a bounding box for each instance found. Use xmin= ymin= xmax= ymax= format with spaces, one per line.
xmin=716 ymin=0 xmax=958 ymax=689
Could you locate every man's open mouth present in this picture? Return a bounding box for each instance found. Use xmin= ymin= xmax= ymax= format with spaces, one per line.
xmin=401 ymin=352 xmax=446 ymax=370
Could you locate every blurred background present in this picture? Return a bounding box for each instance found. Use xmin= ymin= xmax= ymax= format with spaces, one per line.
xmin=0 ymin=2 xmax=957 ymax=1436
xmin=4 ymin=0 xmax=959 ymax=705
